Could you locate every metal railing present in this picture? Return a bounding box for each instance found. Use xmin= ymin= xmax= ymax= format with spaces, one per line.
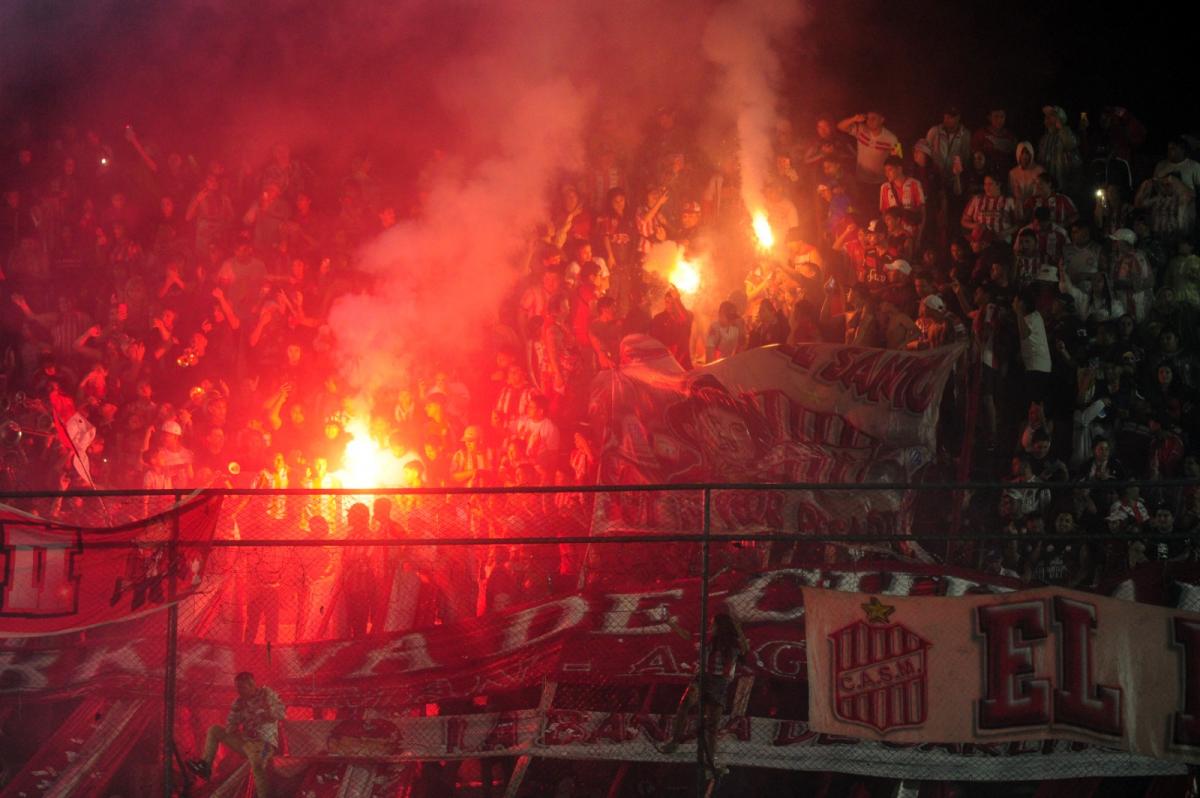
xmin=0 ymin=480 xmax=1197 ymax=797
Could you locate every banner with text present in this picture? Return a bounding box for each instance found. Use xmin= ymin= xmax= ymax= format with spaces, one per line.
xmin=804 ymin=585 xmax=1200 ymax=765
xmin=8 ymin=561 xmax=1200 ymax=781
xmin=268 ymin=710 xmax=1181 ymax=781
xmin=591 ymin=337 xmax=963 ymax=486
xmin=0 ymin=562 xmax=1019 ymax=703
xmin=588 ymin=339 xmax=963 ymax=546
xmin=0 ymin=493 xmax=223 ymax=636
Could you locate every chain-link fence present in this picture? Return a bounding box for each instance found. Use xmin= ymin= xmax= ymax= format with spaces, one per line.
xmin=2 ymin=481 xmax=1199 ymax=797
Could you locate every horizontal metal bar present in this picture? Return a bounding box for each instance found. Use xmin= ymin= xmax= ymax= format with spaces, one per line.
xmin=1 ymin=478 xmax=1197 ymax=499
xmin=51 ymin=532 xmax=1200 ymax=549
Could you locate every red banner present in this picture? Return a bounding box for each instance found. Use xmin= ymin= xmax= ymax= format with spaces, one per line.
xmin=6 ymin=557 xmax=1194 ymax=708
xmin=0 ymin=562 xmax=1028 ymax=705
xmin=0 ymin=493 xmax=223 ymax=636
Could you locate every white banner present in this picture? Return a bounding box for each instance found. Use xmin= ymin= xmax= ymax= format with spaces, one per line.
xmin=804 ymin=586 xmax=1200 ymax=766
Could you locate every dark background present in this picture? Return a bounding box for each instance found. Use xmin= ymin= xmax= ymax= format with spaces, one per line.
xmin=798 ymin=2 xmax=1196 ymax=150
xmin=1 ymin=0 xmax=1196 ymax=170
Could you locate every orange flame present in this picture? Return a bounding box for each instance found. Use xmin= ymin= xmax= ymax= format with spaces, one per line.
xmin=752 ymin=211 xmax=775 ymax=249
xmin=333 ymin=417 xmax=404 ymax=488
xmin=669 ymin=255 xmax=701 ymax=296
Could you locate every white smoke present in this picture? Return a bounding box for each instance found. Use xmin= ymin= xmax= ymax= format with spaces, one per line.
xmin=702 ymin=0 xmax=806 ymax=214
xmin=327 ymin=0 xmax=808 ymax=395
xmin=327 ymin=77 xmax=587 ymax=391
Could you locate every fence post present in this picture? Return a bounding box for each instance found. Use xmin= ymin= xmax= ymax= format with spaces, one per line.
xmin=163 ymin=492 xmax=182 ymax=797
xmin=696 ymin=487 xmax=712 ymax=795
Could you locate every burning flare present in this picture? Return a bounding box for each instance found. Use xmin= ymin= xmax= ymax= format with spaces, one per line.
xmin=669 ymin=255 xmax=701 ymax=296
xmin=333 ymin=417 xmax=404 ymax=489
xmin=752 ymin=211 xmax=775 ymax=250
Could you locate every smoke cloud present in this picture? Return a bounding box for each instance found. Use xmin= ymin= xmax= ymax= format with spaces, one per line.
xmin=327 ymin=0 xmax=806 ymax=395
xmin=327 ymin=76 xmax=589 ymax=390
xmin=703 ymin=0 xmax=806 ymax=214
xmin=322 ymin=0 xmax=692 ymax=392
xmin=0 ymin=0 xmax=808 ymax=398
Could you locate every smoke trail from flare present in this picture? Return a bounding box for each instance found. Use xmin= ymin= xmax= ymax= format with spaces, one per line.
xmin=322 ymin=0 xmax=806 ymax=397
xmin=328 ymin=77 xmax=587 ymax=392
xmin=702 ymin=0 xmax=805 ymax=215
xmin=324 ymin=0 xmax=712 ymax=394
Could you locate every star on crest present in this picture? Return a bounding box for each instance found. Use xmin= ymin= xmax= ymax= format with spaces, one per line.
xmin=861 ymin=596 xmax=895 ymax=624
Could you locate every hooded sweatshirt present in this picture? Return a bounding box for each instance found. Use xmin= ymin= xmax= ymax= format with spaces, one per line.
xmin=1008 ymin=141 xmax=1044 ymax=220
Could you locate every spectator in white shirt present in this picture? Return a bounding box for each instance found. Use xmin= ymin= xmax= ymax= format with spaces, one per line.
xmin=705 ymin=302 xmax=745 ymax=363
xmin=1153 ymin=139 xmax=1200 ymax=195
xmin=1059 ymin=269 xmax=1126 ymax=323
xmin=1108 ymin=227 xmax=1153 ymax=321
xmin=1063 ymin=219 xmax=1105 ymax=281
xmin=517 ymin=393 xmax=561 ymax=478
xmin=1009 ymin=141 xmax=1044 ymax=220
xmin=1014 ymin=290 xmax=1052 ymax=408
xmin=837 ymin=109 xmax=900 ymax=187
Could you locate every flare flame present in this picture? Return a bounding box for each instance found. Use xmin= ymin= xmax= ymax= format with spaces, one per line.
xmin=752 ymin=211 xmax=775 ymax=250
xmin=669 ymin=256 xmax=701 ymax=296
xmin=333 ymin=417 xmax=404 ymax=489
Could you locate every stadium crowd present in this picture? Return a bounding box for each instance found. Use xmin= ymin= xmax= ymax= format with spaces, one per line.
xmin=1 ymin=102 xmax=1200 ymax=589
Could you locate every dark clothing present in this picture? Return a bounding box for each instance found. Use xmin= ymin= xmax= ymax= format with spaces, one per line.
xmin=649 ymin=309 xmax=693 ymax=370
xmin=748 ymin=316 xmax=789 ymax=348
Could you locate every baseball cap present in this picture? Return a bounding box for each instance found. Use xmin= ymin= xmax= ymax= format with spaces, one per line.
xmin=682 ymin=201 xmax=701 ymax=214
xmin=1042 ymin=105 xmax=1068 ymax=122
xmin=921 ymin=295 xmax=947 ymax=313
xmin=1109 ymin=228 xmax=1137 ymax=246
xmin=884 ymin=259 xmax=912 ymax=276
xmin=161 ymin=420 xmax=183 ymax=436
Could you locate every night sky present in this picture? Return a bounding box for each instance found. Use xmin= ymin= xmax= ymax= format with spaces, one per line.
xmin=796 ymin=2 xmax=1198 ymax=151
xmin=1 ymin=1 xmax=1195 ymax=166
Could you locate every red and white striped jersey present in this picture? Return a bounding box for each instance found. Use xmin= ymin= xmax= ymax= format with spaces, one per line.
xmin=1023 ymin=193 xmax=1078 ymax=226
xmin=1014 ymin=222 xmax=1068 ymax=263
xmin=879 ymin=177 xmax=926 ymax=213
xmin=635 ymin=205 xmax=666 ymax=255
xmin=494 ymin=384 xmax=534 ymax=427
xmin=849 ymin=123 xmax=901 ymax=183
xmin=962 ymin=194 xmax=1016 ymax=238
